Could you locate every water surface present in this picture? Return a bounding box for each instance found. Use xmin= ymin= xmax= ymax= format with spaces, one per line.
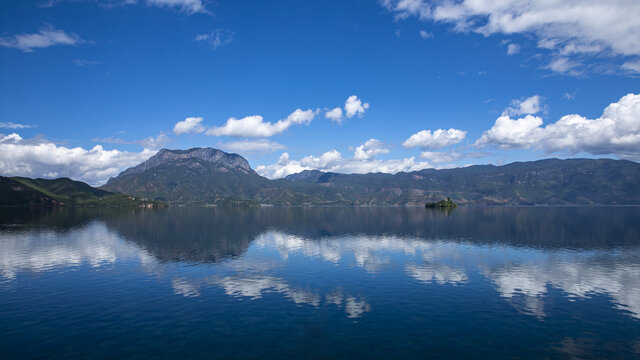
xmin=1 ymin=207 xmax=639 ymax=359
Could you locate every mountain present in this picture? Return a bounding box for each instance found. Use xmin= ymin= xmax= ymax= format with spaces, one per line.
xmin=0 ymin=176 xmax=164 ymax=207
xmin=101 ymin=148 xmax=331 ymax=205
xmin=0 ymin=177 xmax=62 ymax=207
xmin=101 ymin=148 xmax=640 ymax=206
xmin=283 ymin=158 xmax=640 ymax=205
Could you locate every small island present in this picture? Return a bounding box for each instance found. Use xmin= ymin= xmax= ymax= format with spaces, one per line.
xmin=425 ymin=197 xmax=457 ymax=209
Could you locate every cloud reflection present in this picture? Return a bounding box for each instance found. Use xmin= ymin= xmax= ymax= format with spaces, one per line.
xmin=2 ymin=222 xmax=640 ymax=321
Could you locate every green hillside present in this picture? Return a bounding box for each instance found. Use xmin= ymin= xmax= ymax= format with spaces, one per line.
xmin=1 ymin=176 xmax=165 ymax=207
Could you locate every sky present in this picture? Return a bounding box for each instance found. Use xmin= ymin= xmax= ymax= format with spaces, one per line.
xmin=1 ymin=0 xmax=639 ymax=185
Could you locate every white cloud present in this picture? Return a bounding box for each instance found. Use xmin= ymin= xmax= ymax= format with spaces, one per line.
xmin=138 ymin=133 xmax=170 ymax=149
xmin=546 ymin=57 xmax=580 ymax=75
xmin=325 ymin=107 xmax=343 ymax=123
xmin=352 ymin=139 xmax=390 ymax=160
xmin=0 ymin=122 xmax=35 ymax=129
xmin=217 ymin=139 xmax=286 ymax=153
xmin=507 ymin=43 xmax=520 ymax=55
xmin=72 ymin=59 xmax=101 ymax=67
xmin=418 ymin=151 xmax=460 ymax=163
xmin=173 ymin=116 xmax=206 ymax=135
xmin=418 ymin=150 xmax=492 ymax=164
xmin=256 ymin=149 xmax=433 ymax=179
xmin=194 ymin=29 xmax=234 ymax=50
xmin=0 ymin=134 xmax=157 ymax=185
xmin=419 ymin=30 xmax=433 ymax=39
xmin=402 ymin=128 xmax=467 ymax=149
xmin=476 ymin=93 xmax=640 ymax=160
xmin=0 ymin=133 xmax=23 ymax=143
xmin=476 ymin=115 xmax=543 ymax=149
xmin=344 ymin=95 xmax=370 ymax=118
xmin=381 ymin=0 xmax=640 ymax=73
xmin=503 ymin=95 xmax=542 ymax=116
xmin=206 ymin=109 xmax=317 ymax=138
xmin=622 ymin=60 xmax=640 ymax=74
xmin=0 ymin=26 xmax=82 ymax=52
xmin=563 ymin=91 xmax=577 ymax=100
xmin=144 ymin=0 xmax=207 ymax=13
xmin=326 ymin=95 xmax=370 ymax=123
xmin=39 ymin=0 xmax=208 ymax=14
xmin=91 ymin=133 xmax=169 ymax=149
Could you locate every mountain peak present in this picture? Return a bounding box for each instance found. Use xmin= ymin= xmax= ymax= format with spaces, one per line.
xmin=110 ymin=147 xmax=253 ymax=181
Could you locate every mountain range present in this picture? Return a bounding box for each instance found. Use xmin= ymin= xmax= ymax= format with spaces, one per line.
xmin=100 ymin=147 xmax=640 ymax=206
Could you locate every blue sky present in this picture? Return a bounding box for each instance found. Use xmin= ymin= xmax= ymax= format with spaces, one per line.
xmin=1 ymin=0 xmax=639 ymax=184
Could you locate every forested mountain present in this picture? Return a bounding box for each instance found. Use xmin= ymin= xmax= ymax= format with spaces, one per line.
xmin=100 ymin=148 xmax=640 ymax=206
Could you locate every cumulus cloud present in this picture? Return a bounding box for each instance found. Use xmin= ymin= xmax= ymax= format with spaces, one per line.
xmin=507 ymin=43 xmax=520 ymax=55
xmin=381 ymin=0 xmax=640 ymax=73
xmin=503 ymin=95 xmax=542 ymax=116
xmin=402 ymin=128 xmax=467 ymax=150
xmin=256 ymin=149 xmax=433 ymax=179
xmin=207 ymin=109 xmax=317 ymax=138
xmin=173 ymin=116 xmax=206 ymax=135
xmin=0 ymin=122 xmax=35 ymax=129
xmin=217 ymin=139 xmax=286 ymax=153
xmin=0 ymin=134 xmax=156 ymax=185
xmin=0 ymin=133 xmax=23 ymax=143
xmin=351 ymin=139 xmax=390 ymax=160
xmin=344 ymin=95 xmax=370 ymax=118
xmin=475 ymin=93 xmax=640 ymax=160
xmin=325 ymin=107 xmax=343 ymax=123
xmin=195 ymin=29 xmax=234 ymax=50
xmin=0 ymin=26 xmax=83 ymax=52
xmin=325 ymin=95 xmax=369 ymax=123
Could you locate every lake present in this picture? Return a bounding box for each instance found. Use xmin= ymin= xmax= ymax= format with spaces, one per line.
xmin=1 ymin=206 xmax=640 ymax=359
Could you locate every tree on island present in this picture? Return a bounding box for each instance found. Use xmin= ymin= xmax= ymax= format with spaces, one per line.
xmin=425 ymin=197 xmax=457 ymax=209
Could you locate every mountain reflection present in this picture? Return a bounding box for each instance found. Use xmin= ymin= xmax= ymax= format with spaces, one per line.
xmin=1 ymin=206 xmax=639 ymax=320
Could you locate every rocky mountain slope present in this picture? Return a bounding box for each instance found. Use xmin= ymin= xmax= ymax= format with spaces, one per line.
xmin=101 ymin=148 xmax=330 ymax=205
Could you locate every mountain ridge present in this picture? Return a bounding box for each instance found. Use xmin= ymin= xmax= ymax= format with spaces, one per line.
xmin=100 ymin=147 xmax=640 ymax=206
xmin=110 ymin=147 xmax=254 ymax=182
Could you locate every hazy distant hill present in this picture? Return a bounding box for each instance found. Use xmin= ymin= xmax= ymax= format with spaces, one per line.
xmin=0 ymin=176 xmax=162 ymax=207
xmin=100 ymin=147 xmax=640 ymax=206
xmin=284 ymin=158 xmax=640 ymax=205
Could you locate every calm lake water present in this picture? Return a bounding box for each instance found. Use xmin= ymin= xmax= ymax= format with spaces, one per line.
xmin=1 ymin=206 xmax=640 ymax=359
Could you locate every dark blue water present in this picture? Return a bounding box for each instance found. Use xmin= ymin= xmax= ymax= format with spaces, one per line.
xmin=1 ymin=207 xmax=640 ymax=359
